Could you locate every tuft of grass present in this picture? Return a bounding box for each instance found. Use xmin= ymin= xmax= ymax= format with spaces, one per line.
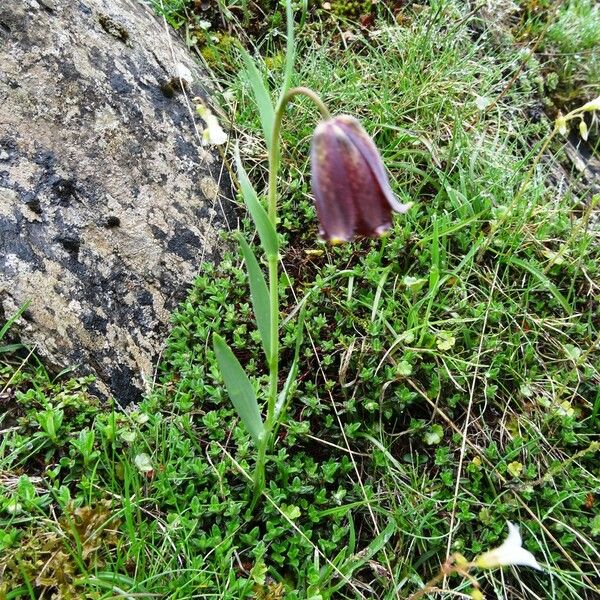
xmin=545 ymin=0 xmax=600 ymax=95
xmin=515 ymin=0 xmax=600 ymax=106
xmin=1 ymin=1 xmax=599 ymax=598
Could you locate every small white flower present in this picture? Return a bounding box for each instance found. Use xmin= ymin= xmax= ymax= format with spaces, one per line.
xmin=475 ymin=522 xmax=542 ymax=571
xmin=579 ymin=119 xmax=589 ymax=141
xmin=582 ymin=96 xmax=600 ymax=113
xmin=174 ymin=62 xmax=193 ymax=85
xmin=197 ymin=105 xmax=228 ymax=146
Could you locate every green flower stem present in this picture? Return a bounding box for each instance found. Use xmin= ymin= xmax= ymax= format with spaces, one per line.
xmin=252 ymin=87 xmax=330 ymax=502
xmin=267 ymin=87 xmax=330 ymax=221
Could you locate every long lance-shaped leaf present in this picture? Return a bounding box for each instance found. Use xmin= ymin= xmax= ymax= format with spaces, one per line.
xmin=240 ymin=48 xmax=275 ymax=152
xmin=234 ymin=146 xmax=278 ymax=259
xmin=238 ymin=234 xmax=271 ymax=362
xmin=213 ymin=333 xmax=264 ymax=446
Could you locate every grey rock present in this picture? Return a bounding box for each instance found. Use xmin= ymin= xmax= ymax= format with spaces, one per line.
xmin=0 ymin=0 xmax=235 ymax=403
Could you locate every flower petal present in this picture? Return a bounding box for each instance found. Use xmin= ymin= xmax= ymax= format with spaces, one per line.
xmin=475 ymin=522 xmax=543 ymax=571
xmin=501 ymin=521 xmax=523 ymax=550
xmin=510 ymin=547 xmax=543 ymax=571
xmin=582 ymin=96 xmax=600 ymax=112
xmin=336 ymin=115 xmax=412 ymax=214
xmin=332 ymin=122 xmax=394 ymax=237
xmin=311 ymin=121 xmax=356 ymax=241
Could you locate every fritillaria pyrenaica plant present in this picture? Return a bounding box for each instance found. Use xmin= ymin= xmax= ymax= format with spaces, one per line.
xmin=201 ymin=7 xmax=560 ymax=594
xmin=210 ymin=1 xmax=410 ymax=503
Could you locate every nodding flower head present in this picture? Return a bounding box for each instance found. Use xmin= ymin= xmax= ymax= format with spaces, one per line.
xmin=475 ymin=522 xmax=542 ymax=571
xmin=310 ymin=115 xmax=411 ymax=243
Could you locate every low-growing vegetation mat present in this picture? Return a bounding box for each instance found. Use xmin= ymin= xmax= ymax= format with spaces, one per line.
xmin=1 ymin=1 xmax=599 ymax=598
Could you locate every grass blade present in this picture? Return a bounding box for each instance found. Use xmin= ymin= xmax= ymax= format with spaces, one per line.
xmin=592 ymin=387 xmax=600 ymax=422
xmin=238 ymin=234 xmax=271 ymax=362
xmin=0 ymin=343 xmax=25 ymax=354
xmin=213 ymin=333 xmax=264 ymax=446
xmin=325 ymin=519 xmax=396 ymax=594
xmin=234 ymin=146 xmax=279 ymax=258
xmin=504 ymin=256 xmax=573 ymax=315
xmin=0 ymin=301 xmax=29 ymax=342
xmin=274 ymin=304 xmax=306 ymax=421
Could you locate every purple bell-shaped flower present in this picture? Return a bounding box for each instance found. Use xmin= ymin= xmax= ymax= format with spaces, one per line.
xmin=311 ymin=115 xmax=411 ymax=242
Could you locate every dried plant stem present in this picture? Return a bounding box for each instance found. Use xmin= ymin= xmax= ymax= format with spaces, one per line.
xmin=408 ymin=556 xmax=479 ymax=600
xmin=408 ymin=558 xmax=456 ymax=600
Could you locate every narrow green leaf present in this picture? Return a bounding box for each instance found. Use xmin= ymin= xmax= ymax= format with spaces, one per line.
xmin=326 ymin=518 xmax=396 ymax=595
xmin=592 ymin=387 xmax=600 ymax=421
xmin=213 ymin=334 xmax=264 ymax=445
xmin=429 ymin=214 xmax=440 ymax=291
xmin=445 ymin=186 xmax=472 ymax=219
xmin=0 ymin=343 xmax=24 ymax=354
xmin=82 ymin=572 xmax=141 ymax=592
xmin=274 ymin=304 xmax=306 ymax=421
xmin=238 ymin=234 xmax=271 ymax=362
xmin=357 ymin=519 xmax=396 ymax=562
xmin=347 ymin=513 xmax=356 ymax=556
xmin=234 ymin=147 xmax=278 ymax=258
xmin=281 ymin=0 xmax=296 ymax=96
xmin=240 ymin=48 xmax=275 ymax=151
xmin=417 ymin=215 xmax=440 ymax=345
xmin=504 ymin=256 xmax=573 ymax=315
xmin=0 ymin=301 xmax=29 ymax=342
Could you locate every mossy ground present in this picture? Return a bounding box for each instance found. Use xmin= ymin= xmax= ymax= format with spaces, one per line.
xmin=1 ymin=1 xmax=600 ymax=599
